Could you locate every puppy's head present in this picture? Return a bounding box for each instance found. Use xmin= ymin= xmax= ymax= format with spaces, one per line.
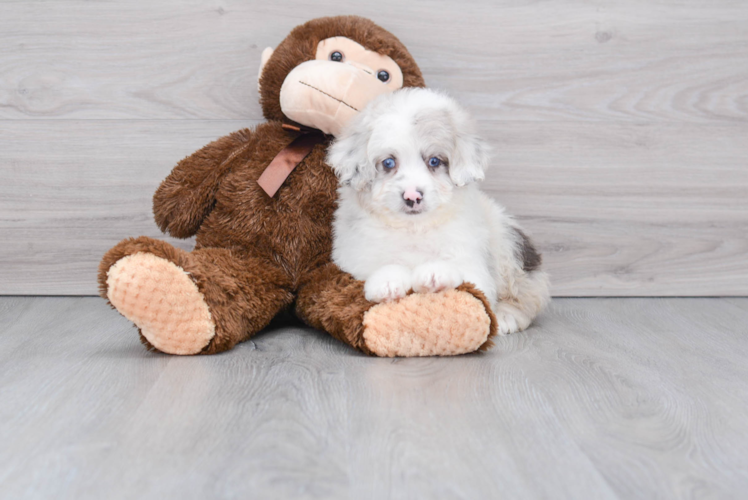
xmin=327 ymin=88 xmax=489 ymax=218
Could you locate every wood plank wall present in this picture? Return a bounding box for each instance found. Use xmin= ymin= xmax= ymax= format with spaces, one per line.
xmin=1 ymin=1 xmax=747 ymax=295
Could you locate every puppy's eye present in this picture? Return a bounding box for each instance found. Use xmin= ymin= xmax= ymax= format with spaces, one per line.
xmin=382 ymin=158 xmax=396 ymax=170
xmin=330 ymin=51 xmax=343 ymax=62
xmin=377 ymin=70 xmax=390 ymax=82
xmin=428 ymin=157 xmax=442 ymax=168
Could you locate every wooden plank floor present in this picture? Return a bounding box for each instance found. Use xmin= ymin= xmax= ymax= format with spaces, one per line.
xmin=1 ymin=297 xmax=747 ymax=499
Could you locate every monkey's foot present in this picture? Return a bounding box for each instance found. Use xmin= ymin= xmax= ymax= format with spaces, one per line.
xmin=362 ymin=285 xmax=495 ymax=357
xmin=106 ymin=252 xmax=215 ymax=355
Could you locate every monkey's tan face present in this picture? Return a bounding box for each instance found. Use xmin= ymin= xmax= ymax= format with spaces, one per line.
xmin=278 ymin=37 xmax=404 ymax=136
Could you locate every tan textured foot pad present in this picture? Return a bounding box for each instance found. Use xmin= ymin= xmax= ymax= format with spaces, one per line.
xmin=106 ymin=252 xmax=215 ymax=355
xmin=362 ymin=289 xmax=491 ymax=357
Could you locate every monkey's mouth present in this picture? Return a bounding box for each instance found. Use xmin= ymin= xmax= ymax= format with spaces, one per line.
xmin=299 ymin=81 xmax=359 ymax=112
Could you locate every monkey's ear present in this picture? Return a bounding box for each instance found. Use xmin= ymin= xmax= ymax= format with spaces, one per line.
xmin=448 ymin=109 xmax=490 ymax=186
xmin=327 ymin=124 xmax=375 ymax=190
xmin=257 ymin=47 xmax=274 ymax=92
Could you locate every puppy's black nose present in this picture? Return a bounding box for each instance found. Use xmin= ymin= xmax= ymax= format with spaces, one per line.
xmin=403 ymin=189 xmax=423 ymax=208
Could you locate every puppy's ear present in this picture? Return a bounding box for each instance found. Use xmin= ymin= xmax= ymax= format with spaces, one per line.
xmin=326 ymin=120 xmax=376 ymax=190
xmin=448 ymin=108 xmax=490 ymax=186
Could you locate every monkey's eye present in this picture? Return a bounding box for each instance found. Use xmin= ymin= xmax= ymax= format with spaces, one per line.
xmin=377 ymin=70 xmax=390 ymax=82
xmin=330 ymin=51 xmax=343 ymax=62
xmin=382 ymin=158 xmax=396 ymax=170
xmin=428 ymin=157 xmax=441 ymax=168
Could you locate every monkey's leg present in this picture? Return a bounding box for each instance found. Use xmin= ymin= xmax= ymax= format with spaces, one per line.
xmin=295 ymin=263 xmax=497 ymax=357
xmin=99 ymin=237 xmax=293 ymax=355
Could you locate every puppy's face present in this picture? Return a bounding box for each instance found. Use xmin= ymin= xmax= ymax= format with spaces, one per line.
xmin=364 ymin=110 xmax=455 ymax=216
xmin=327 ymin=88 xmax=488 ymax=219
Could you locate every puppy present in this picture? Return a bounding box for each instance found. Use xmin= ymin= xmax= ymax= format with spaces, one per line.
xmin=327 ymin=88 xmax=550 ymax=335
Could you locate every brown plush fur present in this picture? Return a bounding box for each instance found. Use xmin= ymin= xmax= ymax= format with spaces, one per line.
xmin=260 ymin=16 xmax=425 ymax=125
xmin=98 ymin=16 xmax=495 ymax=355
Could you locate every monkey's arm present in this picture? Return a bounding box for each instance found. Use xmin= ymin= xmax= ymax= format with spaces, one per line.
xmin=153 ymin=129 xmax=253 ymax=238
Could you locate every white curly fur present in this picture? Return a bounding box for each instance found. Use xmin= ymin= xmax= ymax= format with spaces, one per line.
xmin=328 ymin=88 xmax=550 ymax=335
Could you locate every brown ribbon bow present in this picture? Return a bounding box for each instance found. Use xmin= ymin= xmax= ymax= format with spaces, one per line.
xmin=257 ymin=127 xmax=326 ymax=198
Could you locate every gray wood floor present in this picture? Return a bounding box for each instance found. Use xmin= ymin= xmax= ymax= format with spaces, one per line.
xmin=1 ymin=297 xmax=747 ymax=499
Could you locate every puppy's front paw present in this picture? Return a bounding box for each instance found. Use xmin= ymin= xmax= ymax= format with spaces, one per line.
xmin=412 ymin=262 xmax=463 ymax=294
xmin=364 ymin=265 xmax=412 ymax=303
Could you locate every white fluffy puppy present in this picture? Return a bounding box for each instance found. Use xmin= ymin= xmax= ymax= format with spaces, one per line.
xmin=327 ymin=88 xmax=550 ymax=335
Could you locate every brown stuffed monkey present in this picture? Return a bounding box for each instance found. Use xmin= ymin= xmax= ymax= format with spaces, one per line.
xmin=98 ymin=16 xmax=497 ymax=357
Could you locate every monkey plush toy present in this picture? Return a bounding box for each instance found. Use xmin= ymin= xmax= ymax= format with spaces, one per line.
xmin=98 ymin=16 xmax=498 ymax=357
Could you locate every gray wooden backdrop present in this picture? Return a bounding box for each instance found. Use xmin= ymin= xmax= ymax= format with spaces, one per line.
xmin=1 ymin=0 xmax=747 ymax=296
